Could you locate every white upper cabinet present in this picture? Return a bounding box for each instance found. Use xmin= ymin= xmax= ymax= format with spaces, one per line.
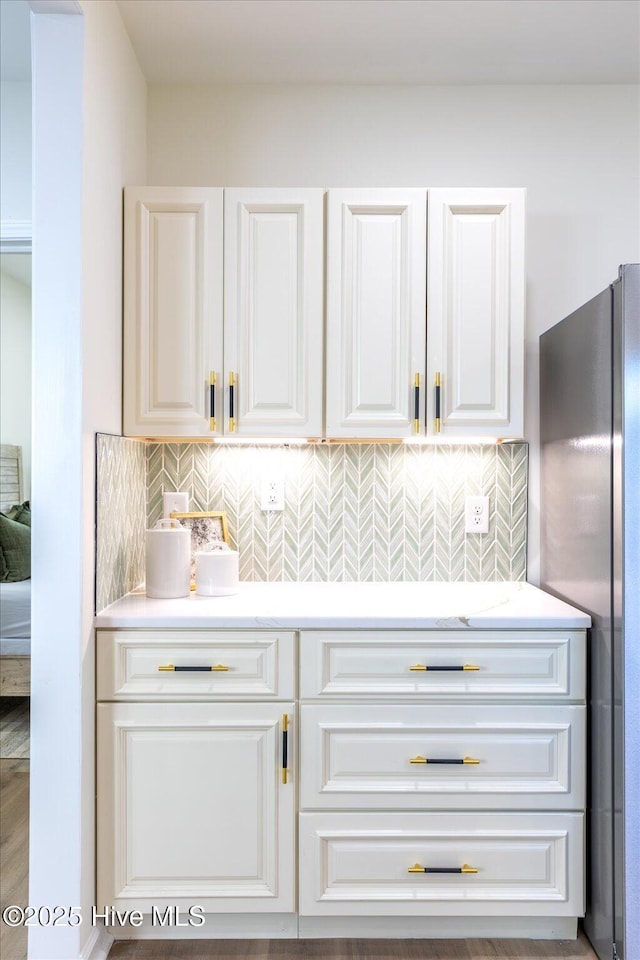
xmin=123 ymin=185 xmax=525 ymax=440
xmin=427 ymin=188 xmax=526 ymax=439
xmin=224 ymin=189 xmax=324 ymax=437
xmin=124 ymin=187 xmax=223 ymax=437
xmin=326 ymin=190 xmax=427 ymax=439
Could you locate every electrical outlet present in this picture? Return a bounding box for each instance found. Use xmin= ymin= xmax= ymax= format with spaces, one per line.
xmin=261 ymin=477 xmax=285 ymax=511
xmin=465 ymin=495 xmax=489 ymax=534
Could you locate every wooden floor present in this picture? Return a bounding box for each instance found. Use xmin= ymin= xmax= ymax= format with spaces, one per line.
xmin=109 ymin=932 xmax=598 ymax=959
xmin=0 ymin=697 xmax=30 ymax=771
xmin=0 ymin=760 xmax=29 ymax=960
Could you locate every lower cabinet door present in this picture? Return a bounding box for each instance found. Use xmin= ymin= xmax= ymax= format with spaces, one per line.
xmin=97 ymin=702 xmax=295 ymax=912
xmin=299 ymin=812 xmax=584 ymax=917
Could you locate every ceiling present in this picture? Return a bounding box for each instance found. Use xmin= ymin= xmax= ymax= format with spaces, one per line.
xmin=116 ymin=0 xmax=640 ymax=85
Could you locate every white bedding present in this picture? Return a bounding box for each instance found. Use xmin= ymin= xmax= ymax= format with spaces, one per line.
xmin=0 ymin=580 xmax=31 ymax=650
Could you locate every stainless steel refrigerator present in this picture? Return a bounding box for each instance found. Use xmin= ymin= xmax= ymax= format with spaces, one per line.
xmin=541 ymin=263 xmax=640 ymax=960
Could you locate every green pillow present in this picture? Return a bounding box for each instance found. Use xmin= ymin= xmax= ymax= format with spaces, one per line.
xmin=6 ymin=501 xmax=31 ymax=527
xmin=0 ymin=512 xmax=31 ymax=582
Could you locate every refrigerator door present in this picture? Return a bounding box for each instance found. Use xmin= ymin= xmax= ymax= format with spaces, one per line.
xmin=540 ymin=287 xmax=613 ymax=960
xmin=616 ymin=264 xmax=640 ymax=960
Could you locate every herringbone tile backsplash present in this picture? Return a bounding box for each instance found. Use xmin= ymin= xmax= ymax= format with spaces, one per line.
xmin=147 ymin=443 xmax=528 ymax=583
xmin=96 ymin=434 xmax=146 ymax=610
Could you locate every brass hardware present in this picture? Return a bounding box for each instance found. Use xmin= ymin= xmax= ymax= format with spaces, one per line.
xmin=435 ymin=371 xmax=441 ymax=433
xmin=413 ymin=372 xmax=420 ymax=434
xmin=209 ymin=371 xmax=216 ymax=432
xmin=282 ymin=714 xmax=289 ymax=784
xmin=409 ymin=756 xmax=480 ymax=765
xmin=461 ymin=864 xmax=479 ymax=873
xmin=229 ymin=371 xmax=236 ymax=433
xmin=409 ymin=663 xmax=480 ymax=672
xmin=157 ymin=664 xmax=229 ymax=672
xmin=408 ymin=862 xmax=478 ymax=874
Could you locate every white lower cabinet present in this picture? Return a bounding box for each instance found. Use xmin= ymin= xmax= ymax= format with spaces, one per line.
xmin=298 ymin=628 xmax=585 ymax=927
xmin=299 ymin=812 xmax=584 ymax=917
xmin=97 ymin=701 xmax=295 ymax=912
xmin=97 ymin=624 xmax=585 ymax=937
xmin=300 ymin=703 xmax=585 ymax=811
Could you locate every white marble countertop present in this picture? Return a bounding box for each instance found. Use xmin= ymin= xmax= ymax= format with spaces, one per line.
xmin=95 ymin=581 xmax=591 ymax=629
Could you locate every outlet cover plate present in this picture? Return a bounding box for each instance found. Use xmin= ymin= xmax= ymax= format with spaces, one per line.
xmin=465 ymin=495 xmax=489 ymax=534
xmin=261 ymin=477 xmax=285 ymax=511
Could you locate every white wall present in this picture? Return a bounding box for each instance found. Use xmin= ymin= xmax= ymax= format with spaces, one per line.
xmin=28 ymin=1 xmax=146 ymax=957
xmin=0 ymin=268 xmax=31 ymax=496
xmin=80 ymin=0 xmax=146 ymax=944
xmin=148 ymin=83 xmax=640 ymax=582
xmin=0 ymin=80 xmax=31 ymax=226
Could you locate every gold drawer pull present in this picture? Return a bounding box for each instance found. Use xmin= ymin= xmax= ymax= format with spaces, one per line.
xmin=434 ymin=371 xmax=442 ymax=433
xmin=282 ymin=714 xmax=289 ymax=785
xmin=409 ymin=664 xmax=480 ymax=672
xmin=158 ymin=664 xmax=230 ymax=672
xmin=410 ymin=756 xmax=480 ymax=765
xmin=408 ymin=862 xmax=478 ymax=874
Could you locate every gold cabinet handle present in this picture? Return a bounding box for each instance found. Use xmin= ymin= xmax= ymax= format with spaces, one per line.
xmin=409 ymin=664 xmax=480 ymax=672
xmin=408 ymin=863 xmax=478 ymax=874
xmin=209 ymin=371 xmax=216 ymax=432
xmin=158 ymin=664 xmax=229 ymax=672
xmin=435 ymin=371 xmax=441 ymax=433
xmin=282 ymin=714 xmax=289 ymax=785
xmin=409 ymin=756 xmax=480 ymax=765
xmin=229 ymin=371 xmax=236 ymax=433
xmin=413 ymin=372 xmax=420 ymax=434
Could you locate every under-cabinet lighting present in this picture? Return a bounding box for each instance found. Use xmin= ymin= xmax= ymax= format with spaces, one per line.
xmin=403 ymin=436 xmax=500 ymax=445
xmin=213 ymin=437 xmax=308 ymax=446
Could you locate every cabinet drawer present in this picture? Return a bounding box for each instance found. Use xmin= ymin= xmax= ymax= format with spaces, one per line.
xmin=299 ymin=812 xmax=584 ymax=917
xmin=300 ymin=704 xmax=585 ymax=811
xmin=97 ymin=630 xmax=295 ymax=700
xmin=300 ymin=630 xmax=585 ymax=700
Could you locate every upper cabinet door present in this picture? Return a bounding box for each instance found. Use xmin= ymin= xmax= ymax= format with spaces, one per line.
xmin=427 ymin=188 xmax=526 ymax=439
xmin=124 ymin=187 xmax=223 ymax=437
xmin=326 ymin=190 xmax=427 ymax=439
xmin=224 ymin=189 xmax=324 ymax=437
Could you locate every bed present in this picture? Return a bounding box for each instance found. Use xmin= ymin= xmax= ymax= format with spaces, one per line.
xmin=0 ymin=444 xmax=30 ymax=696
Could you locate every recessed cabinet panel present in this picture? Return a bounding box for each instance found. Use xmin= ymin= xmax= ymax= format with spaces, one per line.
xmin=427 ymin=188 xmax=525 ymax=438
xmin=224 ymin=189 xmax=324 ymax=436
xmin=326 ymin=190 xmax=427 ymax=438
xmin=96 ymin=629 xmax=296 ymax=701
xmin=97 ymin=702 xmax=295 ymax=912
xmin=299 ymin=812 xmax=584 ymax=917
xmin=300 ymin=630 xmax=585 ymax=700
xmin=124 ymin=187 xmax=223 ymax=437
xmin=300 ymin=704 xmax=585 ymax=810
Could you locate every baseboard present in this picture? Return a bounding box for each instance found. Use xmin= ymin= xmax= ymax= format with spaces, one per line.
xmin=298 ymin=916 xmax=579 ymax=940
xmin=110 ymin=914 xmax=578 ymax=941
xmin=80 ymin=924 xmax=114 ymax=959
xmin=112 ymin=913 xmax=298 ymax=940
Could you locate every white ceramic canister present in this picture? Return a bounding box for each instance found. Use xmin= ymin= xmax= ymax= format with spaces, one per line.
xmin=196 ymin=542 xmax=239 ymax=597
xmin=145 ymin=518 xmax=191 ymax=599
